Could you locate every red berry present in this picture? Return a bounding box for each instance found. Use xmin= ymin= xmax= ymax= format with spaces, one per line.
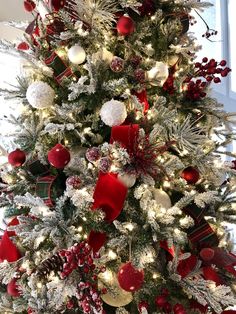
xmin=24 ymin=0 xmax=36 ymax=12
xmin=8 ymin=149 xmax=26 ymax=167
xmin=206 ymin=76 xmax=213 ymax=82
xmin=213 ymin=77 xmax=221 ymax=83
xmin=181 ymin=166 xmax=200 ymax=184
xmin=47 ymin=144 xmax=70 ymax=169
xmin=195 ymin=62 xmax=201 ymax=68
xmin=117 ymin=15 xmax=135 ymax=36
xmin=202 ymin=57 xmax=208 ymax=63
xmin=155 ymin=295 xmax=167 ymax=308
xmin=220 ymin=60 xmax=227 ymax=66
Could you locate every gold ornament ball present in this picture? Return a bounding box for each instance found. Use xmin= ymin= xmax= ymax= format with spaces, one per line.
xmin=98 ymin=270 xmax=133 ymax=307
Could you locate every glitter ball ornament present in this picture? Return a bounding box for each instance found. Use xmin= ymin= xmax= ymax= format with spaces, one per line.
xmin=100 ymin=99 xmax=127 ymax=127
xmin=68 ymin=45 xmax=86 ymax=65
xmin=86 ymin=147 xmax=100 ymax=162
xmin=50 ymin=0 xmax=66 ymax=11
xmin=117 ymin=262 xmax=144 ymax=292
xmin=134 ymin=68 xmax=146 ymax=83
xmin=147 ymin=61 xmax=169 ymax=86
xmin=153 ymin=188 xmax=171 ymax=209
xmin=48 ymin=144 xmax=71 ymax=169
xmin=8 ymin=149 xmax=26 ymax=167
xmin=66 ymin=175 xmax=81 ymax=189
xmin=7 ymin=278 xmax=21 ymax=297
xmin=181 ymin=166 xmax=200 ymax=184
xmin=98 ymin=270 xmax=133 ymax=307
xmin=98 ymin=157 xmax=111 ymax=173
xmin=26 ymin=81 xmax=55 ymax=109
xmin=117 ymin=15 xmax=135 ymax=36
xmin=200 ymin=248 xmax=215 ymax=262
xmin=24 ymin=0 xmax=36 ymax=12
xmin=110 ymin=57 xmax=125 ymax=73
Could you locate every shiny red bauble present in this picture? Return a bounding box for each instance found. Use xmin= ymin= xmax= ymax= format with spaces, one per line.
xmin=47 ymin=144 xmax=70 ymax=169
xmin=7 ymin=278 xmax=21 ymax=297
xmin=17 ymin=42 xmax=30 ymax=51
xmin=200 ymin=247 xmax=215 ymax=262
xmin=181 ymin=166 xmax=200 ymax=184
xmin=50 ymin=0 xmax=66 ymax=11
xmin=117 ymin=262 xmax=144 ymax=292
xmin=8 ymin=149 xmax=26 ymax=167
xmin=117 ymin=15 xmax=135 ymax=36
xmin=24 ymin=0 xmax=36 ymax=12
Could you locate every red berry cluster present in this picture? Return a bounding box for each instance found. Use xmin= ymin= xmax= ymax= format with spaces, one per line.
xmin=77 ymin=281 xmax=104 ymax=314
xmin=183 ymin=58 xmax=231 ymax=101
xmin=59 ymin=242 xmax=100 ymax=279
xmin=202 ymin=29 xmax=218 ymax=39
xmin=155 ymin=289 xmax=187 ymax=313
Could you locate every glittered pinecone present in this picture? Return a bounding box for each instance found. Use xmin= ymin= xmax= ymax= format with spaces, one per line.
xmin=36 ymin=253 xmax=65 ymax=277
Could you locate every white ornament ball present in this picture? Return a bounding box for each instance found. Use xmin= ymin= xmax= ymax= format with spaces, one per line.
xmin=118 ymin=173 xmax=136 ymax=188
xmin=147 ymin=61 xmax=169 ymax=86
xmin=26 ymin=81 xmax=55 ymax=109
xmin=100 ymin=99 xmax=127 ymax=127
xmin=98 ymin=270 xmax=133 ymax=307
xmin=68 ymin=45 xmax=86 ymax=65
xmin=153 ymin=188 xmax=171 ymax=209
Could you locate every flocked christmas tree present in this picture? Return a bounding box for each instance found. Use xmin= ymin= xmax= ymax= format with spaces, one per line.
xmin=0 ymin=0 xmax=236 ymax=313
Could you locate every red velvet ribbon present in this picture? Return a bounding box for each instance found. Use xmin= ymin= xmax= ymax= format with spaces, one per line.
xmin=92 ymin=172 xmax=128 ymax=222
xmin=0 ymin=231 xmax=21 ymax=262
xmin=88 ymin=230 xmax=107 ymax=252
xmin=133 ymin=89 xmax=150 ymax=112
xmin=110 ymin=124 xmax=139 ymax=152
xmin=202 ymin=266 xmax=222 ymax=285
xmin=177 ymin=255 xmax=198 ymax=278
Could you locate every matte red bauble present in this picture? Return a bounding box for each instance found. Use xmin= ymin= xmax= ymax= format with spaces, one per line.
xmin=17 ymin=42 xmax=30 ymax=51
xmin=24 ymin=0 xmax=36 ymax=12
xmin=155 ymin=295 xmax=167 ymax=308
xmin=200 ymin=248 xmax=215 ymax=262
xmin=8 ymin=149 xmax=26 ymax=167
xmin=181 ymin=166 xmax=200 ymax=184
xmin=117 ymin=262 xmax=144 ymax=292
xmin=117 ymin=15 xmax=135 ymax=36
xmin=48 ymin=144 xmax=70 ymax=169
xmin=50 ymin=0 xmax=66 ymax=11
xmin=7 ymin=278 xmax=21 ymax=297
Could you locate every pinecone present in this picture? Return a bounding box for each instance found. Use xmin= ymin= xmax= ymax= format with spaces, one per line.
xmin=35 ymin=253 xmax=65 ymax=278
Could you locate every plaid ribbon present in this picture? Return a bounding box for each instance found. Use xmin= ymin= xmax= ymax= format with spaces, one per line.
xmin=44 ymin=51 xmax=76 ymax=84
xmin=183 ymin=202 xmax=206 ymax=224
xmin=26 ymin=157 xmax=49 ymax=176
xmin=187 ymin=218 xmax=219 ymax=248
xmin=35 ymin=175 xmax=57 ymax=207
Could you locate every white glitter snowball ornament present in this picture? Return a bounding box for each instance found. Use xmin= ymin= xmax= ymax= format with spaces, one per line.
xmin=153 ymin=188 xmax=171 ymax=209
xmin=26 ymin=81 xmax=55 ymax=109
xmin=68 ymin=45 xmax=86 ymax=65
xmin=100 ymin=99 xmax=127 ymax=127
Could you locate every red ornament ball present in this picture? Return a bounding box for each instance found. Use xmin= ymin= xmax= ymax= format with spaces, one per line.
xmin=8 ymin=149 xmax=26 ymax=167
xmin=17 ymin=42 xmax=30 ymax=51
xmin=155 ymin=295 xmax=167 ymax=308
xmin=117 ymin=15 xmax=135 ymax=36
xmin=48 ymin=144 xmax=70 ymax=169
xmin=50 ymin=0 xmax=66 ymax=11
xmin=7 ymin=278 xmax=21 ymax=297
xmin=117 ymin=262 xmax=144 ymax=292
xmin=181 ymin=166 xmax=200 ymax=184
xmin=24 ymin=0 xmax=36 ymax=12
xmin=200 ymin=248 xmax=215 ymax=262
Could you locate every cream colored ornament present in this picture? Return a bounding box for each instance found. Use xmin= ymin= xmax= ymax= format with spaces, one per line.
xmin=118 ymin=173 xmax=136 ymax=188
xmin=153 ymin=188 xmax=171 ymax=209
xmin=167 ymin=54 xmax=179 ymax=67
xmin=68 ymin=45 xmax=86 ymax=65
xmin=147 ymin=61 xmax=169 ymax=86
xmin=92 ymin=48 xmax=114 ymax=64
xmin=98 ymin=270 xmax=133 ymax=307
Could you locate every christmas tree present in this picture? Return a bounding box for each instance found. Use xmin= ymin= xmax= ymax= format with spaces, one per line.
xmin=0 ymin=0 xmax=236 ymax=313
